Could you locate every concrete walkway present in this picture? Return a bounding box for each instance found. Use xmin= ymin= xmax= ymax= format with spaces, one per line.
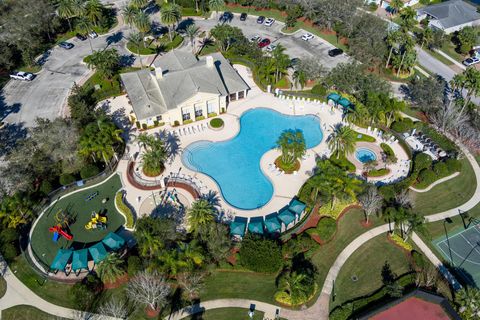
xmin=409 ymin=172 xmax=460 ymax=193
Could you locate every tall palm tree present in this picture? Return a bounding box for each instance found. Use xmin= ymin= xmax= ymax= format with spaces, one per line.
xmin=160 ymin=4 xmax=182 ymax=41
xmin=57 ymin=0 xmax=76 ymax=31
xmin=185 ymin=24 xmax=200 ymax=52
xmin=128 ymin=32 xmax=144 ymax=68
xmin=389 ymin=0 xmax=404 ymax=16
xmin=395 ymin=35 xmax=415 ymax=77
xmin=96 ymin=253 xmax=125 ymax=283
xmin=84 ymin=0 xmax=103 ymax=26
xmin=208 ymin=0 xmax=224 ymax=19
xmin=79 ymin=119 xmax=123 ymax=166
xmin=77 ymin=17 xmax=94 ymax=52
xmin=293 ymin=69 xmax=307 ymax=90
xmin=123 ymin=5 xmax=139 ymax=28
xmin=327 ymin=125 xmax=356 ymax=159
xmin=187 ymin=199 xmax=214 ymax=235
xmin=278 ymin=272 xmax=314 ymax=305
xmin=276 ymin=129 xmax=306 ymax=166
xmin=272 ymin=44 xmax=290 ymax=83
xmin=385 ymin=30 xmax=400 ymax=68
xmin=137 ymin=230 xmax=164 ymax=258
xmin=131 ymin=0 xmax=149 ymax=9
xmin=72 ymin=0 xmax=86 ymax=17
xmin=134 ymin=11 xmax=152 ymax=46
xmin=420 ymin=27 xmax=433 ymax=49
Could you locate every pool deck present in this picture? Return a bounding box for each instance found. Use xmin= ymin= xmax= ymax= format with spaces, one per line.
xmin=112 ymin=65 xmax=410 ymax=220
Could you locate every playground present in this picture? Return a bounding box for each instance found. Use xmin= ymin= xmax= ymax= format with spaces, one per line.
xmin=30 ymin=174 xmax=126 ymax=268
xmin=434 ymin=222 xmax=480 ymax=287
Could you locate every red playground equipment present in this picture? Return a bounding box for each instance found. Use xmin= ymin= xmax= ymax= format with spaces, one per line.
xmin=49 ymin=225 xmax=73 ymax=241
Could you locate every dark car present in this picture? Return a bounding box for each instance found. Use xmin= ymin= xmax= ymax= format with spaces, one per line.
xmin=258 ymin=38 xmax=271 ymax=48
xmin=240 ymin=12 xmax=247 ymax=21
xmin=257 ymin=16 xmax=265 ymax=24
xmin=59 ymin=41 xmax=74 ymax=49
xmin=220 ymin=11 xmax=233 ymax=22
xmin=76 ymin=33 xmax=87 ymax=41
xmin=328 ymin=48 xmax=343 ymax=57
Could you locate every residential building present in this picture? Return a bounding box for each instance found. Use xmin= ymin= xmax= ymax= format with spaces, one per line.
xmin=120 ymin=50 xmax=250 ymax=127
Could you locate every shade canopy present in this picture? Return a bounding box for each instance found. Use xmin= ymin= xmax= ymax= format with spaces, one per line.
xmin=248 ymin=218 xmax=264 ymax=234
xmin=264 ymin=213 xmax=282 ymax=233
xmin=230 ymin=217 xmax=247 ymax=237
xmin=88 ymin=242 xmax=108 ymax=263
xmin=338 ymin=97 xmax=354 ymax=111
xmin=50 ymin=249 xmax=73 ymax=271
xmin=277 ymin=207 xmax=296 ymax=226
xmin=72 ymin=249 xmax=89 ymax=271
xmin=102 ymin=232 xmax=125 ymax=250
xmin=327 ymin=93 xmax=341 ymax=102
xmin=289 ymin=199 xmax=306 ymax=216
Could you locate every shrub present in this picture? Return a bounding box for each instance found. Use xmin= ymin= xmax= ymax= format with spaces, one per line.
xmin=239 ymin=235 xmax=283 ymax=273
xmin=221 ymin=107 xmax=226 ymax=113
xmin=153 ymin=120 xmax=159 ymax=126
xmin=355 ymin=132 xmax=376 ymax=142
xmin=1 ymin=243 xmax=18 ymax=261
xmin=115 ymin=191 xmax=135 ymax=228
xmin=282 ymin=233 xmax=318 ymax=259
xmin=135 ymin=121 xmax=140 ymax=129
xmin=391 ymin=118 xmax=414 ymax=133
xmin=39 ymin=180 xmax=53 ymax=195
xmin=311 ymin=84 xmax=327 ymax=96
xmin=307 ymin=217 xmax=336 ymax=242
xmin=411 ymin=250 xmax=426 ymax=269
xmin=80 ymin=164 xmax=100 ymax=179
xmin=418 ymin=168 xmax=436 ymax=186
xmin=173 ymin=120 xmax=180 ymax=126
xmin=208 ymin=112 xmax=218 ymax=118
xmin=445 ymin=158 xmax=461 ymax=173
xmin=368 ymin=2 xmax=378 ymax=11
xmin=368 ymin=168 xmax=390 ymax=177
xmin=433 ymin=162 xmax=449 ymax=177
xmin=141 ymin=123 xmax=147 ymax=130
xmin=183 ymin=119 xmax=193 ymax=125
xmin=59 ymin=173 xmax=76 ymax=186
xmin=195 ymin=116 xmax=205 ymax=121
xmin=330 ymin=156 xmax=355 ymax=172
xmin=380 ymin=143 xmax=394 ymax=158
xmin=127 ymin=255 xmax=142 ymax=276
xmin=413 ymin=153 xmax=432 ymax=172
xmin=210 ymin=118 xmax=224 ymax=128
xmin=390 ymin=233 xmax=413 ymax=251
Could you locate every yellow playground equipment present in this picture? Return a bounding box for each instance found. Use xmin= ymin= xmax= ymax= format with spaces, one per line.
xmin=85 ymin=211 xmax=108 ymax=230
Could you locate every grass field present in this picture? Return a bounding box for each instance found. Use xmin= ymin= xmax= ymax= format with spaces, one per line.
xmin=2 ymin=305 xmax=69 ymax=320
xmin=30 ymin=173 xmax=124 ymax=267
xmin=330 ymin=235 xmax=412 ymax=310
xmin=413 ymin=157 xmax=478 ymax=216
xmin=186 ymin=308 xmax=265 ymax=320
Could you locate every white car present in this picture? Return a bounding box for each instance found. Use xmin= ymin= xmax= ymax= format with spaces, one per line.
xmin=249 ymin=35 xmax=261 ymax=43
xmin=463 ymin=56 xmax=480 ymax=66
xmin=88 ymin=31 xmax=98 ymax=39
xmin=265 ymin=44 xmax=277 ymax=52
xmin=301 ymin=33 xmax=314 ymax=41
xmin=10 ymin=71 xmax=34 ymax=81
xmin=264 ymin=18 xmax=275 ymax=26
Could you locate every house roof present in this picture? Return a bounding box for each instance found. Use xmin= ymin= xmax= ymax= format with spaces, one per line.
xmin=121 ymin=51 xmax=250 ymax=121
xmin=417 ymin=0 xmax=480 ymax=29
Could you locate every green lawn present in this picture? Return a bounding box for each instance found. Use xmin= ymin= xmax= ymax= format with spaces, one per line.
xmin=30 ymin=173 xmax=125 ymax=267
xmin=0 ymin=276 xmax=6 ymax=298
xmin=427 ymin=49 xmax=455 ymax=67
xmin=201 ymin=271 xmax=278 ymax=305
xmin=412 ymin=157 xmax=478 ymax=216
xmin=2 ymin=305 xmax=69 ymax=320
xmin=440 ymin=42 xmax=466 ymax=63
xmin=127 ymin=34 xmax=184 ymax=55
xmin=186 ymin=308 xmax=265 ymax=320
xmin=330 ymin=235 xmax=412 ymax=310
xmin=83 ymin=67 xmax=140 ymax=102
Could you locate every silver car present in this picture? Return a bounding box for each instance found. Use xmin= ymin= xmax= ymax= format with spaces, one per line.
xmin=10 ymin=71 xmax=34 ymax=81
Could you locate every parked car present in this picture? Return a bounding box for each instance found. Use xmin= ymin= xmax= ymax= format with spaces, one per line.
xmin=240 ymin=12 xmax=247 ymax=21
xmin=328 ymin=48 xmax=344 ymax=57
xmin=258 ymin=38 xmax=271 ymax=48
xmin=249 ymin=35 xmax=261 ymax=43
xmin=463 ymin=56 xmax=480 ymax=66
xmin=88 ymin=31 xmax=98 ymax=38
xmin=257 ymin=16 xmax=265 ymax=24
xmin=301 ymin=33 xmax=314 ymax=41
xmin=76 ymin=33 xmax=87 ymax=41
xmin=221 ymin=11 xmax=233 ymax=22
xmin=264 ymin=18 xmax=275 ymax=26
xmin=10 ymin=71 xmax=34 ymax=81
xmin=59 ymin=41 xmax=74 ymax=49
xmin=265 ymin=44 xmax=277 ymax=52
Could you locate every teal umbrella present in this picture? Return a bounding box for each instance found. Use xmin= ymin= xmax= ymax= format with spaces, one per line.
xmin=230 ymin=217 xmax=247 ymax=237
xmin=88 ymin=242 xmax=108 ymax=263
xmin=102 ymin=232 xmax=125 ymax=251
xmin=50 ymin=249 xmax=73 ymax=271
xmin=264 ymin=213 xmax=281 ymax=233
xmin=277 ymin=207 xmax=296 ymax=226
xmin=289 ymin=199 xmax=306 ymax=217
xmin=72 ymin=249 xmax=89 ymax=272
xmin=248 ymin=218 xmax=264 ymax=234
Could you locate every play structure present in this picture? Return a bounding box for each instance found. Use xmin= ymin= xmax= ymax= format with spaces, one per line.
xmin=85 ymin=211 xmax=108 ymax=230
xmin=49 ymin=209 xmax=74 ymax=242
xmin=49 ymin=225 xmax=73 ymax=242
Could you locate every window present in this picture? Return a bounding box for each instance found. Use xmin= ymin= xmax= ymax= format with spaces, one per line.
xmin=207 ymin=100 xmax=216 ymax=114
xmin=238 ymin=91 xmax=245 ymax=99
xmin=156 ymin=115 xmax=162 ymax=121
xmin=182 ymin=107 xmax=191 ymax=121
xmin=229 ymin=93 xmax=237 ymax=101
xmin=194 ymin=104 xmax=203 ymax=117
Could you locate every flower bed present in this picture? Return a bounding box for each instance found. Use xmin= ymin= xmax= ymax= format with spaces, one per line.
xmin=388 ymin=233 xmax=413 ymax=251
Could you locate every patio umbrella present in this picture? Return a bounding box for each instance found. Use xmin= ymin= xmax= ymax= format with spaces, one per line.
xmin=230 ymin=217 xmax=247 ymax=237
xmin=277 ymin=207 xmax=296 ymax=226
xmin=50 ymin=249 xmax=73 ymax=271
xmin=102 ymin=232 xmax=125 ymax=251
xmin=71 ymin=249 xmax=89 ymax=272
xmin=264 ymin=213 xmax=281 ymax=233
xmin=247 ymin=217 xmax=264 ymax=234
xmin=88 ymin=242 xmax=108 ymax=264
xmin=288 ymin=199 xmax=306 ymax=217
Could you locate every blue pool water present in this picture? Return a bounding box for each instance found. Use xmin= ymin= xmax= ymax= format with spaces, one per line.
xmin=182 ymin=108 xmax=323 ymax=210
xmin=355 ymin=148 xmax=377 ymax=163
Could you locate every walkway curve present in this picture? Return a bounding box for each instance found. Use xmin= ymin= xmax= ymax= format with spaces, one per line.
xmin=409 ymin=172 xmax=460 ymax=193
xmin=166 ymin=141 xmax=480 ymax=320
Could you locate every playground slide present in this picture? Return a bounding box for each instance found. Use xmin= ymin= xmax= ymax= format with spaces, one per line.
xmin=58 ymin=229 xmax=73 ymax=240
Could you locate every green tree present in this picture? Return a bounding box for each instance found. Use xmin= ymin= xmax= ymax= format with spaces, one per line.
xmin=131 ymin=0 xmax=149 ymax=9
xmin=328 ymin=125 xmax=356 ymax=158
xmin=456 ymin=286 xmax=480 ymax=318
xmin=134 ymin=11 xmax=152 ymax=46
xmin=419 ymin=27 xmax=433 ymax=49
xmin=96 ymin=253 xmax=125 ymax=283
xmin=57 ymin=0 xmax=76 ymax=31
xmin=272 ymin=44 xmax=290 ymax=83
xmin=160 ymin=4 xmax=181 ymax=41
xmin=78 ymin=119 xmax=123 ymax=165
xmin=457 ymin=26 xmax=477 ymax=54
xmin=0 ymin=193 xmax=33 ymax=229
xmin=128 ymin=32 xmax=144 ymax=68
xmin=209 ymin=0 xmax=225 ymax=18
xmin=185 ymin=24 xmax=200 ymax=52
xmin=293 ymin=69 xmax=307 ymax=90
xmin=86 ymin=48 xmax=120 ymax=79
xmin=84 ymin=0 xmax=104 ymax=26
xmin=77 ymin=16 xmax=94 ymax=52
xmin=210 ymin=24 xmax=244 ymax=52
xmin=239 ymin=235 xmax=282 ymax=273
xmin=276 ymin=129 xmax=306 ymax=167
xmin=137 ymin=133 xmax=167 ymax=176
xmin=385 ymin=30 xmax=401 ymax=68
xmin=123 ymin=6 xmax=139 ymax=28
xmin=398 ymin=7 xmax=416 ymax=31
xmin=277 ymin=271 xmax=315 ymax=305
xmin=390 ymin=0 xmax=404 ymax=15
xmin=187 ymin=199 xmax=215 ymax=236
xmin=204 ymin=222 xmax=231 ymax=264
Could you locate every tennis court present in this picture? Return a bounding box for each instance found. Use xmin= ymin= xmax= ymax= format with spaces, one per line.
xmin=434 ymin=225 xmax=480 ymax=286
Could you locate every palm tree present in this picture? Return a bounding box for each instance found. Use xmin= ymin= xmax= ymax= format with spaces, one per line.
xmin=77 ymin=17 xmax=94 ymax=52
xmin=187 ymin=199 xmax=214 ymax=235
xmin=276 ymin=129 xmax=306 ymax=166
xmin=456 ymin=286 xmax=480 ymax=317
xmin=123 ymin=6 xmax=139 ymax=28
xmin=137 ymin=230 xmax=164 ymax=258
xmin=96 ymin=253 xmax=125 ymax=284
xmin=185 ymin=24 xmax=200 ymax=52
xmin=278 ymin=272 xmax=314 ymax=305
xmin=84 ymin=0 xmax=103 ymax=26
xmin=0 ymin=193 xmax=33 ymax=229
xmin=128 ymin=32 xmax=144 ymax=68
xmin=86 ymin=48 xmax=120 ymax=80
xmin=178 ymin=242 xmax=204 ymax=270
xmin=394 ymin=36 xmax=416 ymax=77
xmin=72 ymin=0 xmax=86 ymax=17
xmin=399 ymin=7 xmax=416 ymax=31
xmin=389 ymin=0 xmax=404 ymax=16
xmin=134 ymin=11 xmax=152 ymax=46
xmin=160 ymin=4 xmax=182 ymax=42
xmin=420 ymin=27 xmax=433 ymax=49
xmin=328 ymin=125 xmax=356 ymax=159
xmin=79 ymin=119 xmax=123 ymax=166
xmin=57 ymin=0 xmax=76 ymax=31
xmin=138 ymin=134 xmax=167 ymax=176
xmin=131 ymin=0 xmax=149 ymax=9
xmin=272 ymin=44 xmax=290 ymax=83
xmin=293 ymin=69 xmax=307 ymax=90
xmin=385 ymin=30 xmax=400 ymax=68
xmin=208 ymin=0 xmax=224 ymax=19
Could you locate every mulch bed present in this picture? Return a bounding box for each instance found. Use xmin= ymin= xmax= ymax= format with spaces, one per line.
xmin=226 ymin=247 xmax=240 ymax=265
xmin=103 ymin=273 xmax=129 ymax=289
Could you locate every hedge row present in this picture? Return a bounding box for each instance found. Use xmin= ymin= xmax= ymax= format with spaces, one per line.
xmin=115 ymin=191 xmax=135 ymax=229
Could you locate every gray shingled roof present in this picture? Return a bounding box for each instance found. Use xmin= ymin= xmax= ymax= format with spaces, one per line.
xmin=120 ymin=51 xmax=249 ymax=120
xmin=417 ymin=0 xmax=480 ymax=29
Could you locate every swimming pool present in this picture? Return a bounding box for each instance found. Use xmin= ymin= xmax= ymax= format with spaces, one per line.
xmin=182 ymin=108 xmax=323 ymax=210
xmin=355 ymin=148 xmax=377 ymax=163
